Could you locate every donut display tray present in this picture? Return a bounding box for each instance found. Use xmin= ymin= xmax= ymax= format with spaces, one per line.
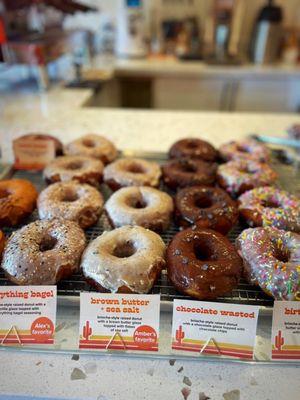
xmin=0 ymin=150 xmax=299 ymax=312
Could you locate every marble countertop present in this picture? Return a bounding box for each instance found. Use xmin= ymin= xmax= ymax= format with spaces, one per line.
xmin=87 ymin=56 xmax=300 ymax=80
xmin=1 ymin=86 xmax=300 ymax=400
xmin=1 ymin=86 xmax=300 ymax=163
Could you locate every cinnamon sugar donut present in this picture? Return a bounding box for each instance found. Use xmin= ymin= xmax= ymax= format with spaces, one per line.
xmin=105 ymin=186 xmax=174 ymax=231
xmin=167 ymin=228 xmax=242 ymax=300
xmin=81 ymin=226 xmax=166 ymax=294
xmin=65 ymin=134 xmax=117 ymax=164
xmin=169 ymin=138 xmax=217 ymax=162
xmin=175 ymin=186 xmax=238 ymax=234
xmin=44 ymin=155 xmax=104 ymax=187
xmin=38 ymin=182 xmax=104 ymax=229
xmin=217 ymin=159 xmax=277 ymax=197
xmin=236 ymin=227 xmax=300 ymax=300
xmin=1 ymin=219 xmax=86 ymax=285
xmin=162 ymin=158 xmax=217 ymax=189
xmin=219 ymin=139 xmax=270 ymax=162
xmin=238 ymin=187 xmax=300 ymax=232
xmin=0 ymin=179 xmax=38 ymax=227
xmin=104 ymin=158 xmax=161 ymax=191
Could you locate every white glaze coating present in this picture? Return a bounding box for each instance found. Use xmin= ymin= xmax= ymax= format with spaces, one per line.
xmin=43 ymin=155 xmax=104 ymax=186
xmin=104 ymin=158 xmax=161 ymax=188
xmin=65 ymin=134 xmax=118 ymax=164
xmin=1 ymin=219 xmax=86 ymax=285
xmin=81 ymin=225 xmax=166 ymax=293
xmin=105 ymin=186 xmax=174 ymax=231
xmin=38 ymin=182 xmax=104 ymax=228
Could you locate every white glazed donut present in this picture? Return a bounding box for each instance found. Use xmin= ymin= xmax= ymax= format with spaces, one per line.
xmin=104 ymin=158 xmax=161 ymax=191
xmin=65 ymin=134 xmax=118 ymax=164
xmin=1 ymin=219 xmax=86 ymax=285
xmin=44 ymin=155 xmax=104 ymax=187
xmin=38 ymin=182 xmax=104 ymax=229
xmin=105 ymin=186 xmax=174 ymax=231
xmin=81 ymin=225 xmax=166 ymax=293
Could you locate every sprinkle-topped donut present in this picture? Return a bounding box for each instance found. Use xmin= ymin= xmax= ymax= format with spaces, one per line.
xmin=65 ymin=134 xmax=118 ymax=164
xmin=236 ymin=227 xmax=300 ymax=300
xmin=169 ymin=138 xmax=217 ymax=162
xmin=1 ymin=219 xmax=86 ymax=285
xmin=44 ymin=155 xmax=104 ymax=187
xmin=217 ymin=159 xmax=277 ymax=197
xmin=104 ymin=158 xmax=161 ymax=191
xmin=105 ymin=186 xmax=174 ymax=231
xmin=238 ymin=187 xmax=300 ymax=232
xmin=162 ymin=158 xmax=217 ymax=189
xmin=167 ymin=227 xmax=242 ymax=300
xmin=175 ymin=186 xmax=238 ymax=234
xmin=81 ymin=225 xmax=166 ymax=293
xmin=38 ymin=182 xmax=104 ymax=229
xmin=219 ymin=139 xmax=270 ymax=162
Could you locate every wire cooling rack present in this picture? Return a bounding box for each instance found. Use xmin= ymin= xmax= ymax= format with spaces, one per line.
xmin=0 ymin=150 xmax=299 ymax=307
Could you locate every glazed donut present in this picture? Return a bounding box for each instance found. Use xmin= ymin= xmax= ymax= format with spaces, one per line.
xmin=44 ymin=155 xmax=104 ymax=187
xmin=175 ymin=186 xmax=238 ymax=234
xmin=38 ymin=182 xmax=104 ymax=229
xmin=1 ymin=219 xmax=86 ymax=285
xmin=65 ymin=134 xmax=118 ymax=164
xmin=16 ymin=133 xmax=63 ymax=156
xmin=236 ymin=227 xmax=300 ymax=300
xmin=219 ymin=139 xmax=270 ymax=162
xmin=238 ymin=187 xmax=300 ymax=232
xmin=162 ymin=158 xmax=217 ymax=190
xmin=0 ymin=179 xmax=38 ymax=226
xmin=81 ymin=225 xmax=166 ymax=293
xmin=104 ymin=158 xmax=161 ymax=191
xmin=169 ymin=138 xmax=217 ymax=162
xmin=167 ymin=228 xmax=242 ymax=300
xmin=217 ymin=159 xmax=277 ymax=197
xmin=105 ymin=186 xmax=174 ymax=232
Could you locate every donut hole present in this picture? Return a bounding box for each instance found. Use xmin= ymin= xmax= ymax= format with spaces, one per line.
xmin=194 ymin=195 xmax=213 ymax=209
xmin=126 ymin=163 xmax=146 ymax=174
xmin=238 ymin=165 xmax=257 ymax=174
xmin=180 ymin=162 xmax=197 ymax=173
xmin=113 ymin=241 xmax=136 ymax=258
xmin=39 ymin=234 xmax=57 ymax=252
xmin=0 ymin=189 xmax=10 ymax=199
xmin=185 ymin=141 xmax=198 ymax=149
xmin=82 ymin=139 xmax=96 ymax=148
xmin=193 ymin=241 xmax=216 ymax=261
xmin=260 ymin=199 xmax=280 ymax=208
xmin=237 ymin=145 xmax=250 ymax=153
xmin=66 ymin=161 xmax=83 ymax=170
xmin=127 ymin=197 xmax=147 ymax=209
xmin=274 ymin=247 xmax=290 ymax=263
xmin=62 ymin=191 xmax=79 ymax=202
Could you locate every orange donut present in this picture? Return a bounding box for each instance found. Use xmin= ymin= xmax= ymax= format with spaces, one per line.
xmin=0 ymin=179 xmax=38 ymax=226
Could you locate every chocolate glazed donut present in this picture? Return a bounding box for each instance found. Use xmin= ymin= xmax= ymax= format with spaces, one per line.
xmin=167 ymin=228 xmax=242 ymax=300
xmin=162 ymin=158 xmax=217 ymax=190
xmin=169 ymin=138 xmax=217 ymax=162
xmin=175 ymin=186 xmax=238 ymax=234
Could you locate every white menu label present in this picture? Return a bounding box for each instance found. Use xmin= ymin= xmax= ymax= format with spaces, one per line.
xmin=79 ymin=293 xmax=160 ymax=352
xmin=172 ymin=299 xmax=259 ymax=359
